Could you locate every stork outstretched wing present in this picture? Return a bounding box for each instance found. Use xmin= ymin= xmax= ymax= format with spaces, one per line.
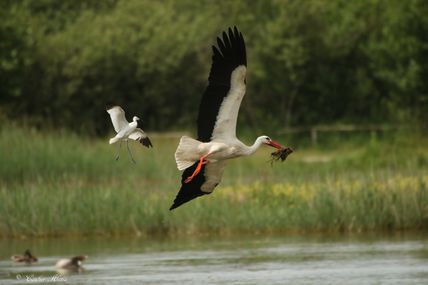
xmin=197 ymin=26 xmax=247 ymax=142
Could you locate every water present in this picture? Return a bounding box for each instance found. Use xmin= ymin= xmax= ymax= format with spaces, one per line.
xmin=0 ymin=233 xmax=427 ymax=284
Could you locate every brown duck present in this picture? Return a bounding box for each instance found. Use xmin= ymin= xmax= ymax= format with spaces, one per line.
xmin=11 ymin=249 xmax=38 ymax=263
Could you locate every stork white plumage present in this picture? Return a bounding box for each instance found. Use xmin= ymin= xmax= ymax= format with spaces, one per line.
xmin=170 ymin=27 xmax=284 ymax=210
xmin=106 ymin=105 xmax=152 ymax=163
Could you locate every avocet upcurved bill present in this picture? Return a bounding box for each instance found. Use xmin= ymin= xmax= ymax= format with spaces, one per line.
xmin=170 ymin=27 xmax=284 ymax=210
xmin=106 ymin=105 xmax=152 ymax=163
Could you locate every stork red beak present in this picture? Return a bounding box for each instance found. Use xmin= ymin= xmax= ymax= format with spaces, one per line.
xmin=267 ymin=140 xmax=283 ymax=149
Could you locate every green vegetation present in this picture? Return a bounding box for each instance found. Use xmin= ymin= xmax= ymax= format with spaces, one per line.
xmin=1 ymin=124 xmax=427 ymax=238
xmin=1 ymin=0 xmax=427 ymax=134
xmin=1 ymin=0 xmax=427 ymax=238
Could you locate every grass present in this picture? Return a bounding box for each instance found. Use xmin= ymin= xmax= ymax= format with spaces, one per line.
xmin=0 ymin=123 xmax=427 ymax=238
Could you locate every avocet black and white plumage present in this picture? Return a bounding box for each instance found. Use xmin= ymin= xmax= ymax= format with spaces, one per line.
xmin=170 ymin=27 xmax=284 ymax=210
xmin=106 ymin=105 xmax=152 ymax=163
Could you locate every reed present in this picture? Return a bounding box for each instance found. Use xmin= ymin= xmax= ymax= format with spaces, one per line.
xmin=0 ymin=124 xmax=427 ymax=238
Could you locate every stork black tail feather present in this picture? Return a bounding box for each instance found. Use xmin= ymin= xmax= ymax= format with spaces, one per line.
xmin=170 ymin=163 xmax=210 ymax=210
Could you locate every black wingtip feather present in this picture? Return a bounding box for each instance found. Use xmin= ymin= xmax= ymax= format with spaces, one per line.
xmin=208 ymin=26 xmax=247 ymax=82
xmin=217 ymin=37 xmax=225 ymax=53
xmin=222 ymin=31 xmax=231 ymax=50
xmin=139 ymin=137 xmax=153 ymax=148
xmin=105 ymin=103 xmax=116 ymax=111
xmin=170 ymin=163 xmax=210 ymax=210
xmin=212 ymin=45 xmax=220 ymax=56
xmin=228 ymin=27 xmax=234 ymax=40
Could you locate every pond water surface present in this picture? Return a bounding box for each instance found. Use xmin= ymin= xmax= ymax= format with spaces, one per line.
xmin=0 ymin=233 xmax=427 ymax=284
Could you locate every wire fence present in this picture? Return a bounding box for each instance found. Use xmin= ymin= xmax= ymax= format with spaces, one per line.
xmin=279 ymin=124 xmax=405 ymax=145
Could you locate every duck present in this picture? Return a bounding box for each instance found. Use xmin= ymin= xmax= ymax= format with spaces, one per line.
xmin=55 ymin=255 xmax=87 ymax=271
xmin=11 ymin=249 xmax=38 ymax=263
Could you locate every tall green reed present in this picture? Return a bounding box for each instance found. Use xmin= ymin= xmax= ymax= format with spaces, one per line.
xmin=0 ymin=124 xmax=427 ymax=237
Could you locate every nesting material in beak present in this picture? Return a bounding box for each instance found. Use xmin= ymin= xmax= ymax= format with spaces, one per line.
xmin=270 ymin=146 xmax=294 ymax=163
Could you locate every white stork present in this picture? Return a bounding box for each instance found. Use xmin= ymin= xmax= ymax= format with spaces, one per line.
xmin=106 ymin=105 xmax=152 ymax=163
xmin=170 ymin=27 xmax=284 ymax=210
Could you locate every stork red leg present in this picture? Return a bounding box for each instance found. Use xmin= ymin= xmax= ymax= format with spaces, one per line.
xmin=184 ymin=156 xmax=208 ymax=183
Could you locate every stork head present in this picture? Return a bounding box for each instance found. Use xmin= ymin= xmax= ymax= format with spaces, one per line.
xmin=132 ymin=116 xmax=140 ymax=122
xmin=259 ymin=135 xmax=283 ymax=149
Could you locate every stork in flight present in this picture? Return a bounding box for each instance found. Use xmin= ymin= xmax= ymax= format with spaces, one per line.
xmin=171 ymin=27 xmax=284 ymax=210
xmin=106 ymin=105 xmax=153 ymax=163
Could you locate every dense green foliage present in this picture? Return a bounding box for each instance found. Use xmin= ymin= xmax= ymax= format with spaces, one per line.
xmin=1 ymin=0 xmax=427 ymax=134
xmin=1 ymin=124 xmax=427 ymax=237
